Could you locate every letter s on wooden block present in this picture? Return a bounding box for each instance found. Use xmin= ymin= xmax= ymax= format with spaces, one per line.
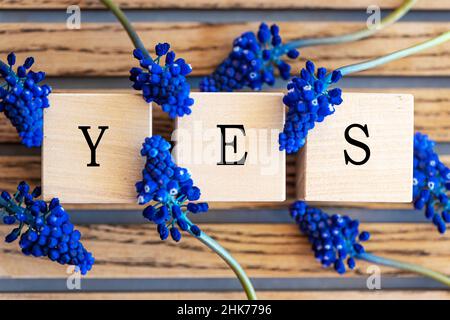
xmin=42 ymin=94 xmax=151 ymax=203
xmin=297 ymin=93 xmax=414 ymax=202
xmin=174 ymin=92 xmax=286 ymax=202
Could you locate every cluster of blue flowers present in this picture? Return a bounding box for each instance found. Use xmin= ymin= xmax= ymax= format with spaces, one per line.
xmin=0 ymin=53 xmax=51 ymax=147
xmin=290 ymin=201 xmax=370 ymax=274
xmin=136 ymin=135 xmax=208 ymax=241
xmin=200 ymin=23 xmax=299 ymax=92
xmin=0 ymin=182 xmax=94 ymax=275
xmin=279 ymin=61 xmax=343 ymax=154
xmin=413 ymin=132 xmax=450 ymax=234
xmin=130 ymin=43 xmax=194 ymax=119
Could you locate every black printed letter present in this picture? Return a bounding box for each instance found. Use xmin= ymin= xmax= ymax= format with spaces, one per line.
xmin=344 ymin=123 xmax=371 ymax=166
xmin=217 ymin=125 xmax=248 ymax=165
xmin=78 ymin=126 xmax=109 ymax=167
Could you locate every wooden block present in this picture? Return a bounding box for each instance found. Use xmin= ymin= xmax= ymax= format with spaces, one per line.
xmin=42 ymin=94 xmax=151 ymax=203
xmin=175 ymin=92 xmax=285 ymax=201
xmin=297 ymin=93 xmax=414 ymax=202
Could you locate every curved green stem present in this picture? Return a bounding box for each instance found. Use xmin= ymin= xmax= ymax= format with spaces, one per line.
xmin=282 ymin=0 xmax=417 ymax=51
xmin=100 ymin=0 xmax=151 ymax=59
xmin=359 ymin=252 xmax=450 ymax=287
xmin=187 ymin=220 xmax=257 ymax=300
xmin=337 ymin=30 xmax=450 ymax=76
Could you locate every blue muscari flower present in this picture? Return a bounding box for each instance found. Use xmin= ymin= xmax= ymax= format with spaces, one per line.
xmin=0 ymin=53 xmax=52 ymax=147
xmin=289 ymin=201 xmax=370 ymax=274
xmin=129 ymin=43 xmax=194 ymax=119
xmin=0 ymin=182 xmax=94 ymax=275
xmin=413 ymin=132 xmax=450 ymax=234
xmin=136 ymin=135 xmax=209 ymax=241
xmin=279 ymin=60 xmax=343 ymax=154
xmin=200 ymin=23 xmax=300 ymax=92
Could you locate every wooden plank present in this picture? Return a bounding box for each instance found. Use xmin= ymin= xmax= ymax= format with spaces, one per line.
xmin=0 ymin=223 xmax=448 ymax=278
xmin=0 ymin=291 xmax=449 ymax=300
xmin=1 ymin=22 xmax=449 ymax=77
xmin=0 ymin=88 xmax=449 ymax=145
xmin=0 ymin=0 xmax=448 ymax=10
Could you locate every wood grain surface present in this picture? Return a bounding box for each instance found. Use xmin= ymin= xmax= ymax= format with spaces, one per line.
xmin=0 ymin=223 xmax=448 ymax=278
xmin=1 ymin=22 xmax=449 ymax=77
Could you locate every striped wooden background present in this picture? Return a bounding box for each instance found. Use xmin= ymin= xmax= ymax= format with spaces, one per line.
xmin=0 ymin=0 xmax=449 ymax=300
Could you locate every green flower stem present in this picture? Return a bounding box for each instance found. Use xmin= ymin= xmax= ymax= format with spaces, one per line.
xmin=187 ymin=220 xmax=257 ymax=300
xmin=282 ymin=0 xmax=417 ymax=51
xmin=100 ymin=0 xmax=151 ymax=59
xmin=337 ymin=30 xmax=450 ymax=76
xmin=358 ymin=252 xmax=450 ymax=287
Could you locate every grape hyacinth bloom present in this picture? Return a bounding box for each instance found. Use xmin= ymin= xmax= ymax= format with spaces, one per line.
xmin=200 ymin=23 xmax=299 ymax=92
xmin=135 ymin=135 xmax=256 ymax=297
xmin=290 ymin=201 xmax=369 ymax=274
xmin=199 ymin=1 xmax=417 ymax=92
xmin=413 ymin=132 xmax=450 ymax=234
xmin=0 ymin=182 xmax=94 ymax=275
xmin=279 ymin=61 xmax=343 ymax=154
xmin=290 ymin=201 xmax=450 ymax=286
xmin=0 ymin=53 xmax=52 ymax=147
xmin=100 ymin=0 xmax=257 ymax=298
xmin=136 ymin=135 xmax=208 ymax=241
xmin=130 ymin=43 xmax=194 ymax=119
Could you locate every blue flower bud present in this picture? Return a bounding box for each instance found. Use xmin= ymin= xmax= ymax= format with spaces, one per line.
xmin=155 ymin=43 xmax=170 ymax=56
xmin=5 ymin=229 xmax=19 ymax=243
xmin=1 ymin=191 xmax=11 ymax=201
xmin=2 ymin=215 xmax=16 ymax=225
xmin=7 ymin=52 xmax=16 ymax=66
xmin=143 ymin=205 xmax=156 ymax=221
xmin=170 ymin=227 xmax=181 ymax=242
xmin=190 ymin=225 xmax=201 ymax=237
xmin=157 ymin=224 xmax=169 ymax=240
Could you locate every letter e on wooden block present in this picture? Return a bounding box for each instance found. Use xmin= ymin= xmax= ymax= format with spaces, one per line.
xmin=43 ymin=94 xmax=151 ymax=203
xmin=175 ymin=92 xmax=285 ymax=201
xmin=297 ymin=93 xmax=414 ymax=202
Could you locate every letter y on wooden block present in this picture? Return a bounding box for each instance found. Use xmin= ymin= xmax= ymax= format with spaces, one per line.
xmin=43 ymin=94 xmax=151 ymax=203
xmin=175 ymin=93 xmax=286 ymax=201
xmin=297 ymin=93 xmax=414 ymax=202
